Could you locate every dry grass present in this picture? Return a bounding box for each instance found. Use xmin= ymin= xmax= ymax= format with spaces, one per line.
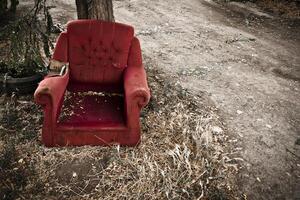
xmin=0 ymin=59 xmax=242 ymax=199
xmin=224 ymin=0 xmax=300 ymax=18
xmin=257 ymin=0 xmax=300 ymax=18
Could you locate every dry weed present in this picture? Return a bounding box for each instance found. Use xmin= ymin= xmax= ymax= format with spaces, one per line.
xmin=0 ymin=59 xmax=242 ymax=199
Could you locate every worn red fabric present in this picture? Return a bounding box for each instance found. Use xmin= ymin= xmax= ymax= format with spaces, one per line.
xmin=34 ymin=20 xmax=150 ymax=147
xmin=52 ymin=31 xmax=68 ymax=63
xmin=67 ymin=20 xmax=133 ymax=84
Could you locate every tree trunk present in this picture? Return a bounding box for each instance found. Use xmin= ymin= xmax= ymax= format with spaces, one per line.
xmin=0 ymin=0 xmax=8 ymax=16
xmin=75 ymin=0 xmax=114 ymax=21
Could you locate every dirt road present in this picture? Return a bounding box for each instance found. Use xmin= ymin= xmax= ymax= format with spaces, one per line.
xmin=50 ymin=0 xmax=300 ymax=199
xmin=114 ymin=0 xmax=300 ymax=199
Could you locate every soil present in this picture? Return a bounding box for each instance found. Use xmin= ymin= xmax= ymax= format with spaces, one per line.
xmin=1 ymin=0 xmax=300 ymax=199
xmin=113 ymin=0 xmax=300 ymax=199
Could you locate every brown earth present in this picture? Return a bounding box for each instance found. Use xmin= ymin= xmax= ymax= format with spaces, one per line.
xmin=114 ymin=0 xmax=300 ymax=199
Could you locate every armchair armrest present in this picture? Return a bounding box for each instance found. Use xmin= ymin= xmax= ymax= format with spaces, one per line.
xmin=34 ymin=68 xmax=70 ymax=122
xmin=124 ymin=37 xmax=150 ymax=109
xmin=124 ymin=65 xmax=150 ymax=109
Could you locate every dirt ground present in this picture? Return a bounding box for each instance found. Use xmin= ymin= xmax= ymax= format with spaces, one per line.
xmin=1 ymin=0 xmax=300 ymax=199
xmin=112 ymin=0 xmax=300 ymax=199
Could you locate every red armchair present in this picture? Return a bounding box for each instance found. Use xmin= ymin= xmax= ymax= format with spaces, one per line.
xmin=34 ymin=20 xmax=150 ymax=147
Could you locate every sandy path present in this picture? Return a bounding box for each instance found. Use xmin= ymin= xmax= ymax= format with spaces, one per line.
xmin=114 ymin=1 xmax=300 ymax=199
xmin=50 ymin=0 xmax=300 ymax=198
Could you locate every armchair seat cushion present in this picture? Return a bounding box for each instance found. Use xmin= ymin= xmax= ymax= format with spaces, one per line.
xmin=58 ymin=88 xmax=125 ymax=128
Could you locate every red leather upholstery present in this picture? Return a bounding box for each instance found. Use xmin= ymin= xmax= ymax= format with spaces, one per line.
xmin=34 ymin=20 xmax=150 ymax=147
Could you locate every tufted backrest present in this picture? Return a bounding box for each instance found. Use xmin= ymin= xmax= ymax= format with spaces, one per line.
xmin=67 ymin=20 xmax=134 ymax=84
